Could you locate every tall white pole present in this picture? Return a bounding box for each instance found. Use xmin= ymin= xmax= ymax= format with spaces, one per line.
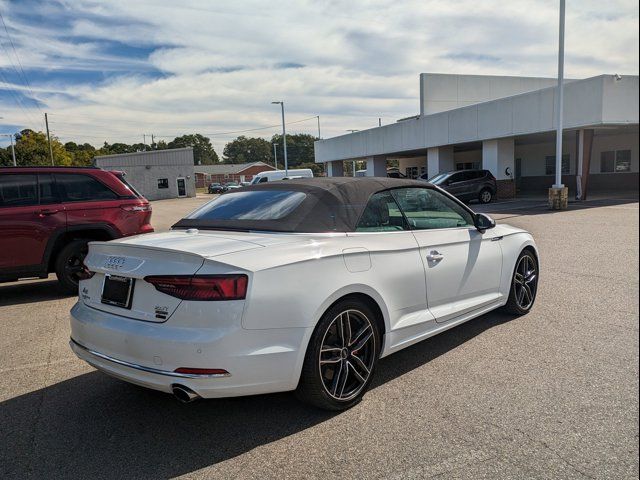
xmin=553 ymin=0 xmax=566 ymax=188
xmin=317 ymin=115 xmax=321 ymax=139
xmin=10 ymin=134 xmax=16 ymax=166
xmin=280 ymin=103 xmax=288 ymax=177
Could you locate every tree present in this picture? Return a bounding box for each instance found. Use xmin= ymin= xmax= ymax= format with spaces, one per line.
xmin=167 ymin=134 xmax=218 ymax=165
xmin=270 ymin=133 xmax=317 ymax=168
xmin=223 ymin=136 xmax=273 ymax=164
xmin=14 ymin=129 xmax=72 ymax=166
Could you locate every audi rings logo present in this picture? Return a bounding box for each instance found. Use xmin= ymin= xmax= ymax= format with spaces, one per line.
xmin=104 ymin=256 xmax=126 ymax=270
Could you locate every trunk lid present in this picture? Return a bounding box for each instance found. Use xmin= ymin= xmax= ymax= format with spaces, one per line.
xmin=81 ymin=231 xmax=262 ymax=322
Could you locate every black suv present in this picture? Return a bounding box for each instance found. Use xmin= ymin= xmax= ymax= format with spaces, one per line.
xmin=421 ymin=169 xmax=497 ymax=204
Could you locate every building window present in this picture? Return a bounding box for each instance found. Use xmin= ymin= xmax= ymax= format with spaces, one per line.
xmin=405 ymin=166 xmax=418 ymax=179
xmin=545 ymin=155 xmax=570 ymax=175
xmin=158 ymin=178 xmax=169 ymax=189
xmin=601 ymin=150 xmax=631 ymax=173
xmin=456 ymin=162 xmax=480 ymax=171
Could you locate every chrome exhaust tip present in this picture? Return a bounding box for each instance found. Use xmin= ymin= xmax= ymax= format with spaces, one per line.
xmin=171 ymin=384 xmax=200 ymax=403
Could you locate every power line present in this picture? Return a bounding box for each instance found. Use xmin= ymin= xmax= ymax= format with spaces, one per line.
xmin=0 ymin=71 xmax=39 ymax=127
xmin=152 ymin=115 xmax=320 ymax=138
xmin=0 ymin=9 xmax=41 ymax=114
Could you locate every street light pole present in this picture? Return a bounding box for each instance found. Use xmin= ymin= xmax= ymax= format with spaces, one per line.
xmin=271 ymin=101 xmax=288 ymax=176
xmin=0 ymin=133 xmax=17 ymax=166
xmin=553 ymin=0 xmax=565 ymax=189
xmin=317 ymin=115 xmax=321 ymax=139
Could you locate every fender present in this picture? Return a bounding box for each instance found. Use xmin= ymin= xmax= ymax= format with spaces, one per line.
xmin=43 ymin=223 xmax=120 ymax=271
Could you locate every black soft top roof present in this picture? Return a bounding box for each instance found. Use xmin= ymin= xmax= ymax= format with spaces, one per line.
xmin=173 ymin=177 xmax=432 ymax=233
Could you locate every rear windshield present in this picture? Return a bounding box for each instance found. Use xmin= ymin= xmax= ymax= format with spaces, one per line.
xmin=186 ymin=190 xmax=306 ymax=221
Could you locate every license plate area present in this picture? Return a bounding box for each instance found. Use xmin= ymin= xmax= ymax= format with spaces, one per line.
xmin=101 ymin=274 xmax=135 ymax=309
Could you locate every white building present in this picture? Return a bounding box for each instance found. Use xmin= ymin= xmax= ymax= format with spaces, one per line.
xmin=315 ymin=73 xmax=639 ymax=198
xmin=95 ymin=148 xmax=196 ymax=201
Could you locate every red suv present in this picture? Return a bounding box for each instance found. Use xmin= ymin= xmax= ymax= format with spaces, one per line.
xmin=0 ymin=167 xmax=153 ymax=293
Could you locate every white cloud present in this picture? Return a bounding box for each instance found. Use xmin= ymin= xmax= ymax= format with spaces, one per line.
xmin=1 ymin=0 xmax=638 ymax=153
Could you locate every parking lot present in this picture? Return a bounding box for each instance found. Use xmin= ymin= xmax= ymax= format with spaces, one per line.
xmin=1 ymin=194 xmax=638 ymax=479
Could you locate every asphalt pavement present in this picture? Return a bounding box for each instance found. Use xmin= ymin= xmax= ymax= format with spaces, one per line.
xmin=1 ymin=194 xmax=638 ymax=479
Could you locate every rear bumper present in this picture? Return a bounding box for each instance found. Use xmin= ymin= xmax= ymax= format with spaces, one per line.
xmin=69 ymin=301 xmax=313 ymax=398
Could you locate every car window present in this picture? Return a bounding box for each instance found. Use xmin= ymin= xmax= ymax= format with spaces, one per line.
xmin=54 ymin=174 xmax=118 ymax=202
xmin=391 ymin=188 xmax=474 ymax=230
xmin=448 ymin=172 xmax=465 ymax=184
xmin=462 ymin=171 xmax=479 ymax=181
xmin=187 ymin=190 xmax=306 ymax=220
xmin=355 ymin=191 xmax=407 ymax=232
xmin=0 ymin=174 xmax=38 ymax=207
xmin=38 ymin=174 xmax=61 ymax=205
xmin=258 ymin=177 xmax=268 ymax=183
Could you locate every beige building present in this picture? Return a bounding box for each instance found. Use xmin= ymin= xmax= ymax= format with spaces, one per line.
xmin=315 ymin=73 xmax=639 ymax=198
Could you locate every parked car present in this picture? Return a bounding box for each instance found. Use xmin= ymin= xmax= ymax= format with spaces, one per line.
xmin=0 ymin=167 xmax=153 ymax=293
xmin=207 ymin=183 xmax=226 ymax=194
xmin=70 ymin=177 xmax=539 ymax=410
xmin=250 ymin=168 xmax=313 ymax=184
xmin=224 ymin=182 xmax=241 ymax=190
xmin=422 ymin=169 xmax=497 ymax=204
xmin=386 ymin=168 xmax=407 ymax=178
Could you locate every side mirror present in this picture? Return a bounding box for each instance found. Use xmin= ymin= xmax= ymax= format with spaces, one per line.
xmin=474 ymin=213 xmax=496 ymax=232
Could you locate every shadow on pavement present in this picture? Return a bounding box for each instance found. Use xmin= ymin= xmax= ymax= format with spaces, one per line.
xmin=476 ymin=195 xmax=638 ymax=218
xmin=0 ymin=310 xmax=513 ymax=479
xmin=0 ymin=279 xmax=72 ymax=307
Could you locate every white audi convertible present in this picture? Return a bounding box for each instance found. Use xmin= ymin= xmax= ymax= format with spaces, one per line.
xmin=70 ymin=178 xmax=539 ymax=410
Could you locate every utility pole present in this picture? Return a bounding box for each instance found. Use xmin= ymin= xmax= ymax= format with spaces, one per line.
xmin=151 ymin=134 xmax=155 ymax=149
xmin=45 ymin=113 xmax=54 ymax=165
xmin=271 ymin=101 xmax=288 ymax=176
xmin=273 ymin=143 xmax=278 ymax=169
xmin=378 ymin=118 xmax=382 ymax=127
xmin=317 ymin=115 xmax=321 ymax=139
xmin=143 ymin=134 xmax=147 ymax=150
xmin=10 ymin=134 xmax=16 ymax=166
xmin=553 ymin=0 xmax=565 ymax=189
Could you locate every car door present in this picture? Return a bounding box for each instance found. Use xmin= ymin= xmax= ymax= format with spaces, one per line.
xmin=391 ymin=187 xmax=503 ymax=323
xmin=53 ymin=173 xmax=120 ymax=232
xmin=349 ymin=190 xmax=435 ymax=346
xmin=0 ymin=173 xmax=66 ymax=271
xmin=442 ymin=171 xmax=466 ymax=198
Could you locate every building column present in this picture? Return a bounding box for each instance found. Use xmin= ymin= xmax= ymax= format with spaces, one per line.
xmin=427 ymin=146 xmax=454 ymax=179
xmin=575 ymin=129 xmax=594 ymax=201
xmin=365 ymin=156 xmax=387 ymax=177
xmin=326 ymin=160 xmax=344 ymax=177
xmin=482 ymin=138 xmax=515 ymax=199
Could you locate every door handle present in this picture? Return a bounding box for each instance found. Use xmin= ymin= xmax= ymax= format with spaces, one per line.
xmin=37 ymin=209 xmax=60 ymax=217
xmin=426 ymin=250 xmax=444 ymax=262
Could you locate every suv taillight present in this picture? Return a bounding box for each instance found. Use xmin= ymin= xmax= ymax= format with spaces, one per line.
xmin=144 ymin=275 xmax=248 ymax=301
xmin=120 ymin=204 xmax=152 ymax=212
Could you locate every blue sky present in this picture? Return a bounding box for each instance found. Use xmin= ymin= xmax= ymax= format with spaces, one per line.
xmin=1 ymin=0 xmax=638 ymax=152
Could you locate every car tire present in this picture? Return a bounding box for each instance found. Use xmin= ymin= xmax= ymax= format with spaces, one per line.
xmin=501 ymin=249 xmax=539 ymax=316
xmin=55 ymin=239 xmax=89 ymax=295
xmin=479 ymin=188 xmax=493 ymax=204
xmin=296 ymin=298 xmax=381 ymax=411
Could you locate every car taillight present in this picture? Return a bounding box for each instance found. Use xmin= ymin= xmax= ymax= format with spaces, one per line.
xmin=120 ymin=204 xmax=152 ymax=212
xmin=144 ymin=274 xmax=248 ymax=301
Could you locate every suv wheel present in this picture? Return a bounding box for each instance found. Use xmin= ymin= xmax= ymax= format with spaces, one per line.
xmin=55 ymin=239 xmax=89 ymax=294
xmin=479 ymin=188 xmax=493 ymax=204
